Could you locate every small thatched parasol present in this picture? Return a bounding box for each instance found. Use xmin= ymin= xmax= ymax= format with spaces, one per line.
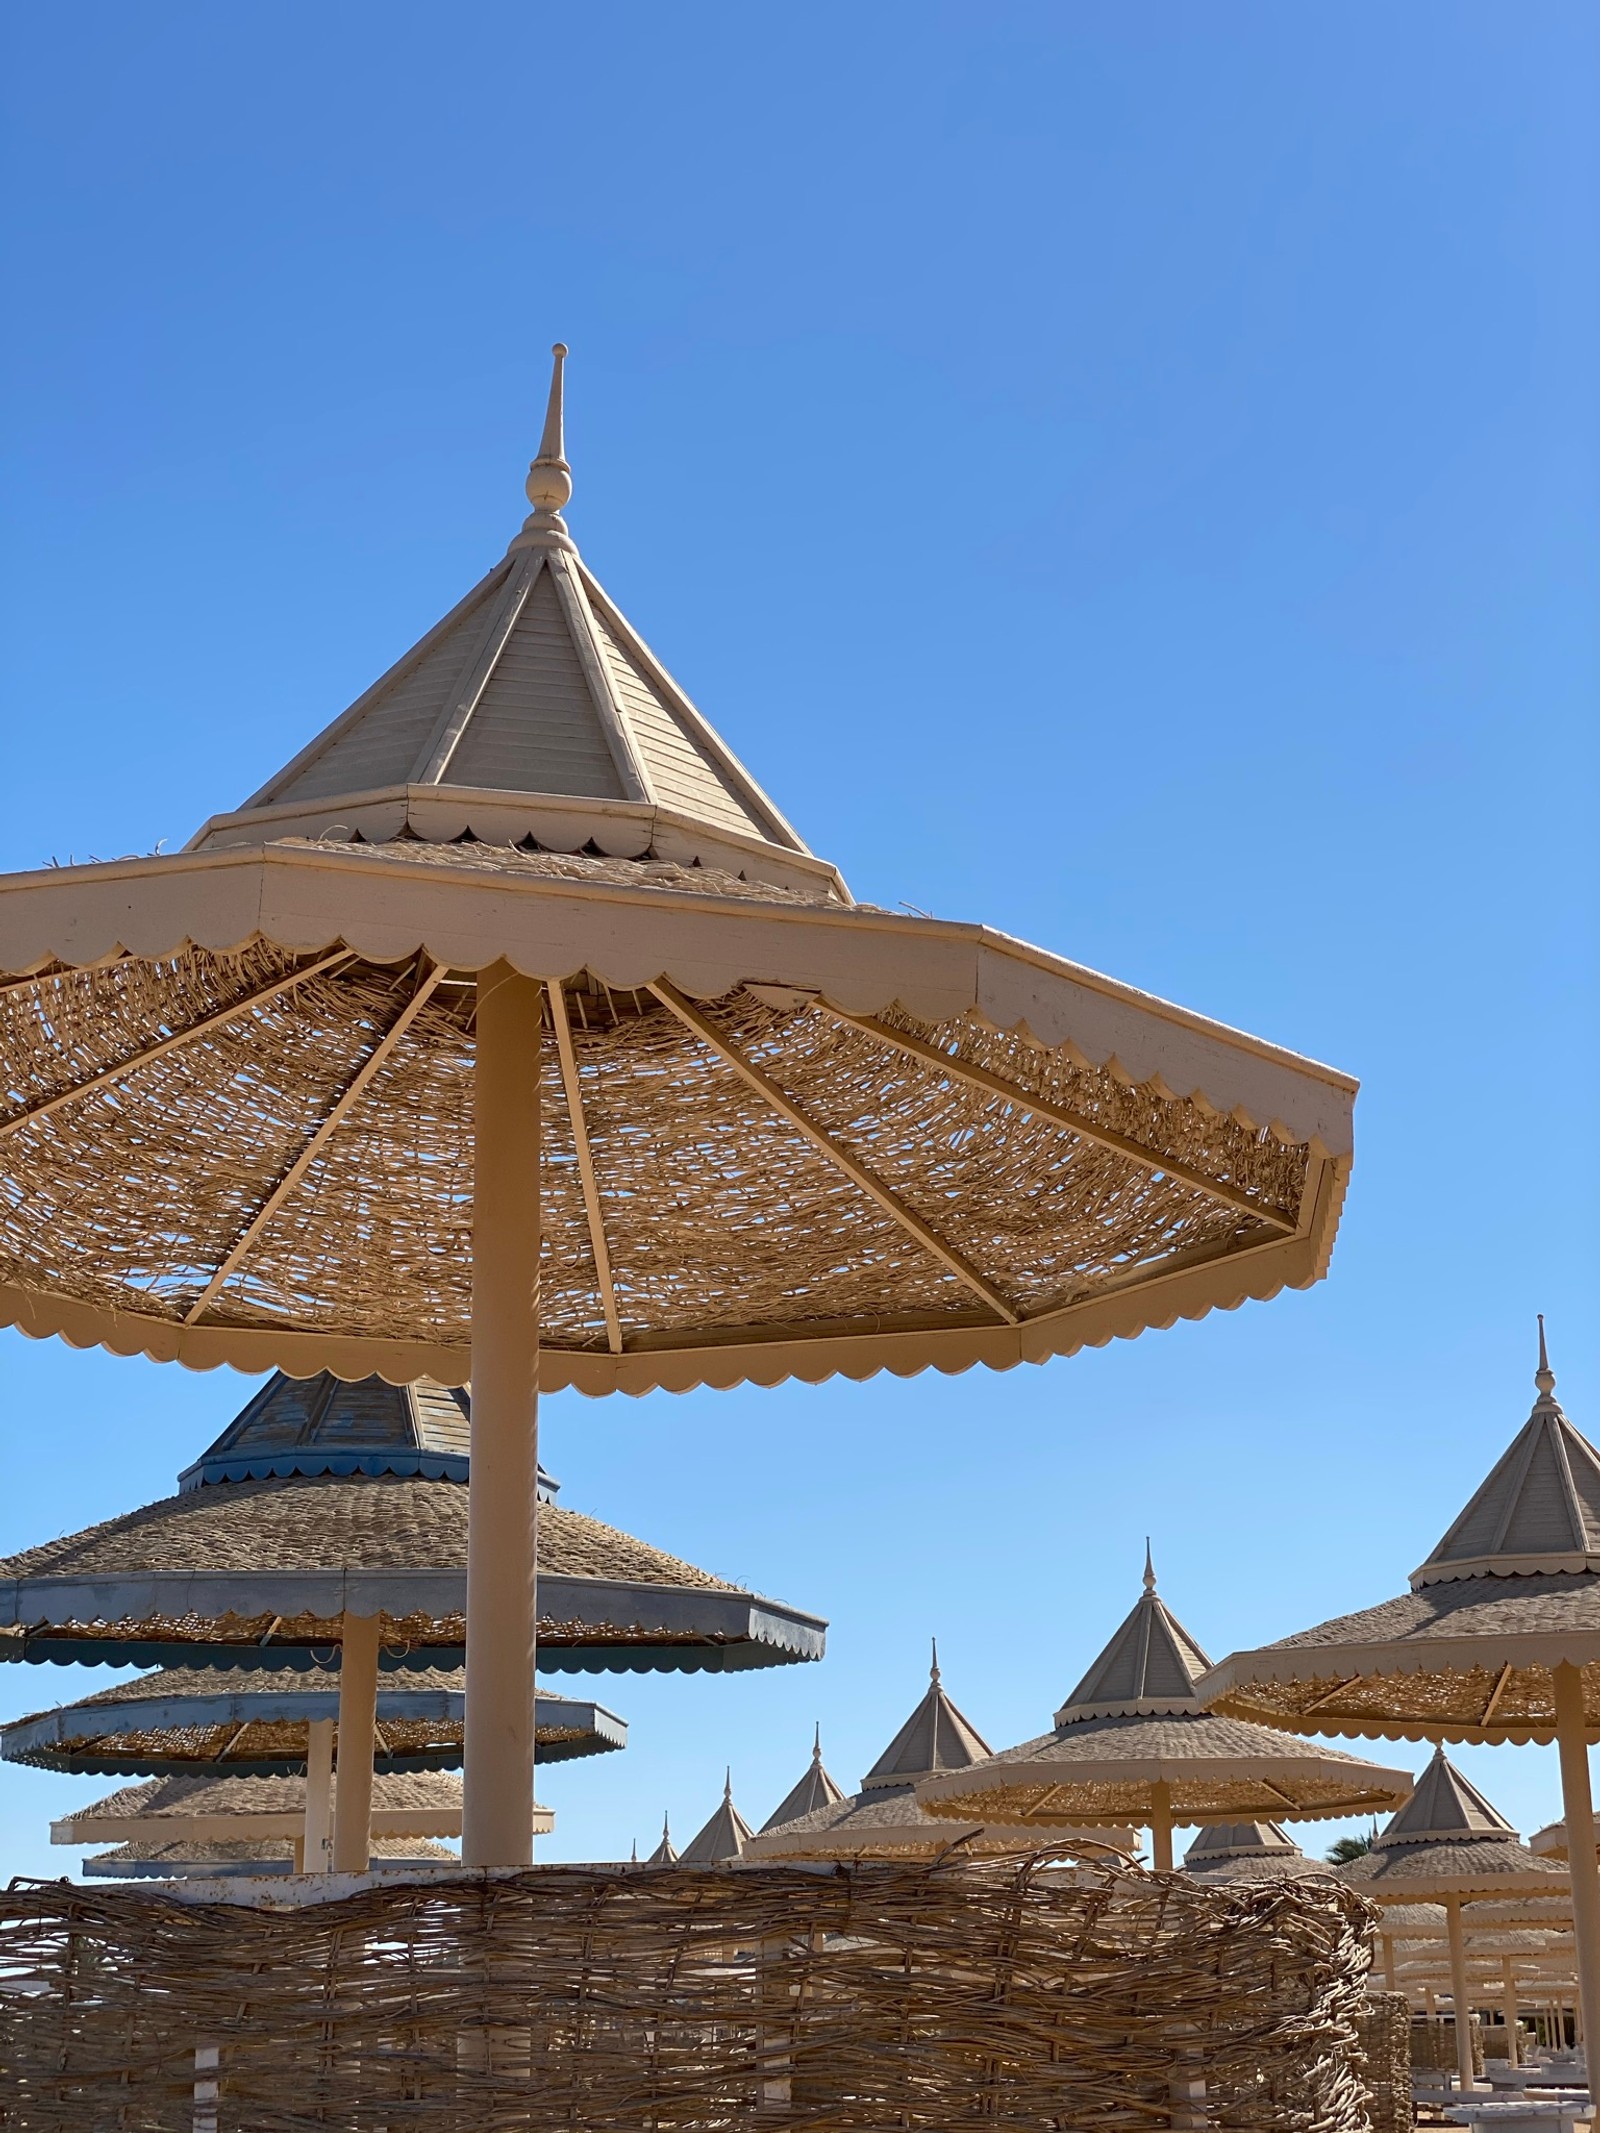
xmin=759 ymin=1725 xmax=847 ymax=1831
xmin=1532 ymin=1816 xmax=1600 ymax=1864
xmin=644 ymin=1813 xmax=678 ymax=1866
xmin=1179 ymin=1821 xmax=1333 ymax=1885
xmin=1201 ymin=1329 xmax=1600 ymax=2075
xmin=677 ymin=1771 xmax=756 ymax=1864
xmin=55 ymin=1769 xmax=508 ymax=1876
xmin=918 ymin=1552 xmax=1412 ymax=1868
xmin=0 ymin=349 xmax=1355 ymax=1863
xmin=0 ymin=1370 xmax=801 ymax=1868
xmin=742 ymin=1649 xmax=1134 ymax=1863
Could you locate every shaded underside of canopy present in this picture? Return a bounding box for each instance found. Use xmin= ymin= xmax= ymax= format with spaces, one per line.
xmin=1201 ymin=1576 xmax=1600 ymax=1743
xmin=0 ymin=839 xmax=1354 ymax=1395
xmin=84 ymin=1836 xmax=458 ymax=1877
xmin=0 ymin=1471 xmax=825 ymax=1671
xmin=916 ymin=1711 xmax=1412 ymax=1825
xmin=2 ymin=1664 xmax=627 ymax=1776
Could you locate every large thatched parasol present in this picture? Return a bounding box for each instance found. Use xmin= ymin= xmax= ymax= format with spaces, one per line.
xmin=0 ymin=1370 xmax=804 ymax=1868
xmin=1201 ymin=1330 xmax=1600 ymax=2072
xmin=54 ymin=1769 xmax=501 ymax=1876
xmin=918 ymin=1553 xmax=1412 ymax=1868
xmin=742 ymin=1649 xmax=1135 ymax=1862
xmin=0 ymin=348 xmax=1356 ymax=1864
xmin=1179 ymin=1821 xmax=1333 ymax=1885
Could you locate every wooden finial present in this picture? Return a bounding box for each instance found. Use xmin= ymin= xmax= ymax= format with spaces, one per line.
xmin=1537 ymin=1314 xmax=1556 ymax=1397
xmin=723 ymin=1765 xmax=734 ymax=1802
xmin=513 ymin=343 xmax=576 ymax=551
xmin=1143 ymin=1538 xmax=1157 ymax=1595
xmin=812 ymin=1722 xmax=823 ymax=1764
xmin=930 ymin=1636 xmax=941 ymax=1684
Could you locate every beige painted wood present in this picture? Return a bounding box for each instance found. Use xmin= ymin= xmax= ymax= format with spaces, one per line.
xmin=461 ymin=963 xmax=542 ymax=1869
xmin=303 ymin=1717 xmax=335 ymax=1872
xmin=547 ymin=982 xmax=621 ymax=1354
xmin=1149 ymin=1780 xmax=1175 ymax=1874
xmin=649 ymin=980 xmax=1019 ymax=1324
xmin=1553 ymin=1663 xmax=1600 ymax=2074
xmin=1445 ymin=1897 xmax=1479 ymax=2092
xmin=331 ymin=1612 xmax=380 ymax=1873
xmin=183 ymin=962 xmax=447 ymax=1324
xmin=1502 ymin=1959 xmax=1521 ymax=2065
xmin=822 ymin=1007 xmax=1298 ymax=1234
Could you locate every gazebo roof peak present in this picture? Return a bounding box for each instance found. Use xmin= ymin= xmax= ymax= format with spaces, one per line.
xmin=859 ymin=1643 xmax=991 ymax=1794
xmin=1183 ymin=1821 xmax=1302 ymax=1863
xmin=761 ymin=1723 xmax=847 ymax=1830
xmin=678 ymin=1769 xmax=754 ymax=1863
xmin=1411 ymin=1321 xmax=1600 ymax=1586
xmin=1054 ymin=1551 xmax=1212 ymax=1724
xmin=645 ymin=1812 xmax=678 ymax=1866
xmin=1374 ymin=1747 xmax=1517 ymax=1850
xmin=176 ymin=1369 xmax=557 ymax=1498
xmin=188 ymin=345 xmax=831 ymax=897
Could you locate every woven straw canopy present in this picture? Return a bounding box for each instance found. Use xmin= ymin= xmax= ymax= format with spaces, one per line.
xmin=1180 ymin=1821 xmax=1332 ymax=1886
xmin=0 ymin=1370 xmax=823 ymax=1673
xmin=743 ymin=1650 xmax=1134 ymax=1862
xmin=918 ymin=1557 xmax=1413 ymax=1832
xmin=0 ymin=356 xmax=1354 ymax=1399
xmin=58 ymin=1769 xmax=488 ymax=1877
xmin=1201 ymin=1340 xmax=1600 ymax=1744
xmin=1336 ymin=1749 xmax=1570 ymax=1906
xmin=1 ymin=1663 xmax=626 ymax=1778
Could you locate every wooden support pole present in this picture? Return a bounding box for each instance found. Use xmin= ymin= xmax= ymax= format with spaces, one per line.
xmin=1381 ymin=1932 xmax=1397 ymax=1995
xmin=331 ymin=1613 xmax=380 ymax=1874
xmin=1502 ymin=1958 xmax=1520 ymax=2067
xmin=1149 ymin=1781 xmax=1174 ymax=1874
xmin=303 ymin=1717 xmax=335 ymax=1872
xmin=1445 ymin=1897 xmax=1477 ymax=2092
xmin=1554 ymin=1663 xmax=1600 ymax=2075
xmin=462 ymin=962 xmax=542 ymax=1869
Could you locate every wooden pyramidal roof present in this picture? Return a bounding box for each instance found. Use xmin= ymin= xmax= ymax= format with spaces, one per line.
xmin=1337 ymin=1749 xmax=1570 ymax=1900
xmin=645 ymin=1813 xmax=678 ymax=1866
xmin=859 ymin=1644 xmax=992 ymax=1794
xmin=191 ymin=348 xmax=825 ymax=900
xmin=1055 ymin=1543 xmax=1212 ymax=1721
xmin=678 ymin=1770 xmax=754 ymax=1863
xmin=1374 ymin=1747 xmax=1516 ymax=1849
xmin=760 ymin=1725 xmax=847 ymax=1830
xmin=1183 ymin=1820 xmax=1303 ymax=1863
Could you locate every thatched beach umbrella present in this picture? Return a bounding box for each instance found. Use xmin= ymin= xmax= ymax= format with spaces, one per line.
xmin=0 ymin=349 xmax=1356 ymax=1865
xmin=678 ymin=1771 xmax=755 ymax=1864
xmin=918 ymin=1554 xmax=1412 ymax=1868
xmin=1179 ymin=1821 xmax=1332 ymax=1885
xmin=55 ymin=1769 xmax=499 ymax=1876
xmin=1201 ymin=1330 xmax=1600 ymax=2069
xmin=0 ymin=1370 xmax=808 ymax=1868
xmin=759 ymin=1726 xmax=847 ymax=1831
xmin=2 ymin=1663 xmax=623 ymax=1872
xmin=1334 ymin=1751 xmax=1571 ymax=2084
xmin=1533 ymin=1817 xmax=1600 ymax=1865
xmin=743 ymin=1649 xmax=1134 ymax=1862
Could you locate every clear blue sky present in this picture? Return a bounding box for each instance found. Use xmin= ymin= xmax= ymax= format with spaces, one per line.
xmin=0 ymin=4 xmax=1594 ymax=1876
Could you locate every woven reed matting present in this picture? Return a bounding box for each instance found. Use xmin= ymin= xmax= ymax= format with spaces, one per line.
xmin=0 ymin=937 xmax=1308 ymax=1359
xmin=0 ymin=1857 xmax=1375 ymax=2131
xmin=1352 ymin=1993 xmax=1409 ymax=2133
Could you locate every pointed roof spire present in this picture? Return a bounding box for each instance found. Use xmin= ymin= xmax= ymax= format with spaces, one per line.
xmin=859 ymin=1645 xmax=991 ymax=1793
xmin=189 ymin=346 xmax=839 ymax=900
xmin=1412 ymin=1327 xmax=1600 ymax=1584
xmin=1053 ymin=1550 xmax=1212 ymax=1724
xmin=679 ymin=1774 xmax=754 ymax=1863
xmin=1374 ymin=1747 xmax=1518 ymax=1849
xmin=761 ymin=1724 xmax=848 ymax=1829
xmin=646 ymin=1812 xmax=678 ymax=1866
xmin=513 ymin=343 xmax=576 ymax=554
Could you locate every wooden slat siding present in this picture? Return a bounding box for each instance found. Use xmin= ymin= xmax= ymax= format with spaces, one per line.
xmin=590 ymin=607 xmax=771 ymax=839
xmin=447 ymin=568 xmax=627 ymax=799
xmin=273 ymin=578 xmax=503 ymax=804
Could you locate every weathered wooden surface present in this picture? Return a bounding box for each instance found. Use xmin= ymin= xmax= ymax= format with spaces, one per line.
xmin=0 ymin=1856 xmax=1375 ymax=2130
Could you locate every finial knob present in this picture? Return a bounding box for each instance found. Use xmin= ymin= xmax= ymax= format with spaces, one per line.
xmin=1143 ymin=1538 xmax=1157 ymax=1594
xmin=812 ymin=1722 xmax=823 ymax=1763
xmin=1536 ymin=1314 xmax=1556 ymax=1397
xmin=930 ymin=1636 xmax=941 ymax=1685
xmin=511 ymin=343 xmax=577 ymax=552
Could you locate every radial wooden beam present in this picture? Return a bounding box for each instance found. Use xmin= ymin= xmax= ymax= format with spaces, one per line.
xmin=547 ymin=984 xmax=622 ymax=1354
xmin=1482 ymin=1663 xmax=1515 ymax=1727
xmin=0 ymin=948 xmax=356 ymax=1144
xmin=649 ymin=982 xmax=1018 ymax=1326
xmin=819 ymin=1006 xmax=1299 ymax=1234
xmin=184 ymin=963 xmax=448 ymax=1325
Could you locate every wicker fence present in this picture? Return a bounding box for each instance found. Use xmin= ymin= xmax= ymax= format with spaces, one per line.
xmin=1 ymin=1858 xmax=1375 ymax=2131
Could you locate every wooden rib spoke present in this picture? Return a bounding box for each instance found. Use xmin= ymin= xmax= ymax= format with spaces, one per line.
xmin=0 ymin=948 xmax=356 ymax=1143
xmin=820 ymin=1006 xmax=1298 ymax=1234
xmin=1482 ymin=1664 xmax=1514 ymax=1727
xmin=547 ymin=984 xmax=622 ymax=1355
xmin=648 ymin=981 xmax=1018 ymax=1326
xmin=184 ymin=961 xmax=448 ymax=1326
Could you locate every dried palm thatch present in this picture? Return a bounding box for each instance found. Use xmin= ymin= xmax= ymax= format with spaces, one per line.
xmin=0 ymin=1855 xmax=1377 ymax=2131
xmin=0 ymin=863 xmax=1354 ymax=1394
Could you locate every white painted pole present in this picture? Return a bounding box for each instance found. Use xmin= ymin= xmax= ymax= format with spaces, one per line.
xmin=332 ymin=1613 xmax=380 ymax=1873
xmin=303 ymin=1717 xmax=335 ymax=1872
xmin=1445 ymin=1897 xmax=1477 ymax=2092
xmin=462 ymin=963 xmax=542 ymax=1869
xmin=1553 ymin=1663 xmax=1600 ymax=2074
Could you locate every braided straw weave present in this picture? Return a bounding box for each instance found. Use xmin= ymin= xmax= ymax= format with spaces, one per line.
xmin=0 ymin=1856 xmax=1376 ymax=2130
